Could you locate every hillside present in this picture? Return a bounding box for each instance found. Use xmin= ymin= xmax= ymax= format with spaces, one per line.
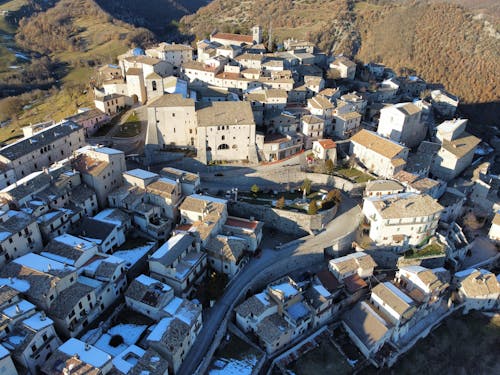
xmin=0 ymin=0 xmax=206 ymax=142
xmin=95 ymin=0 xmax=210 ymax=37
xmin=180 ymin=0 xmax=500 ymax=126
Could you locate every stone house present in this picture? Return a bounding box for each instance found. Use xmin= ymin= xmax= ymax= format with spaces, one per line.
xmin=362 ymin=192 xmax=443 ymax=248
xmin=146 ymin=42 xmax=193 ymax=67
xmin=72 ymin=146 xmax=126 ymax=207
xmin=431 ymin=90 xmax=459 ymax=118
xmin=329 ymin=56 xmax=356 ymax=79
xmin=160 ymin=167 xmax=200 ymax=196
xmin=328 ymin=252 xmax=377 ymax=281
xmin=196 ymin=101 xmax=258 ymax=164
xmin=301 ymin=115 xmax=325 ymax=149
xmin=256 ymin=133 xmax=303 ymax=162
xmin=0 ymin=210 xmax=43 ymax=269
xmin=455 ymin=268 xmax=500 ymax=313
xmin=149 ymin=232 xmax=206 ymax=297
xmin=205 ymin=235 xmax=248 ymax=277
xmin=377 ymin=103 xmax=425 ymax=148
xmin=364 ymin=180 xmax=404 ymax=198
xmin=312 ymin=139 xmax=336 ymax=162
xmin=94 ymin=93 xmax=129 ymax=115
xmin=350 ymin=129 xmax=409 ymax=178
xmin=430 ymin=119 xmax=481 ymax=181
xmin=333 ymin=111 xmax=362 ymax=139
xmin=64 ymin=108 xmax=109 ymax=137
xmin=0 ymin=121 xmax=85 ymax=180
xmin=42 ymin=338 xmax=114 ymax=375
xmin=221 ymin=216 xmax=264 ymax=252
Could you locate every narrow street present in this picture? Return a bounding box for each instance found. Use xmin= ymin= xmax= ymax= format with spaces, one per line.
xmin=178 ymin=196 xmax=362 ymax=375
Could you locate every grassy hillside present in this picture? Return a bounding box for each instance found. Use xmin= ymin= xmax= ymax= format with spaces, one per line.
xmin=180 ymin=0 xmax=500 ymax=126
xmin=0 ymin=0 xmax=154 ymax=141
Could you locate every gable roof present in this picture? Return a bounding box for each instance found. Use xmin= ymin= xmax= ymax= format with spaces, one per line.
xmin=351 ymin=129 xmax=406 ymax=159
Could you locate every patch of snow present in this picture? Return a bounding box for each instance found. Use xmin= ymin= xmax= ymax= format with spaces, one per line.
xmin=0 ymin=278 xmax=30 ymax=292
xmin=41 ymin=252 xmax=76 ymax=266
xmin=0 ymin=344 xmax=9 ymax=359
xmin=254 ymin=292 xmax=271 ymax=306
xmin=151 ymin=233 xmax=187 ymax=259
xmin=209 ymin=355 xmax=258 ymax=375
xmin=147 ymin=317 xmax=173 ymax=342
xmin=54 ymin=234 xmax=95 ymax=251
xmin=23 ymin=312 xmax=54 ymax=331
xmin=313 ymin=284 xmax=331 ymax=298
xmin=125 ymin=169 xmax=158 ymax=180
xmin=2 ymin=300 xmax=35 ymax=318
xmin=14 ymin=253 xmax=74 ymax=273
xmin=113 ymin=243 xmax=154 ymax=267
xmin=286 ymin=302 xmax=310 ymax=321
xmin=59 ymin=338 xmax=111 ymax=368
xmin=112 ymin=345 xmax=145 ymax=374
xmin=270 ymin=282 xmax=299 ymax=298
xmin=135 ymin=274 xmax=171 ymax=292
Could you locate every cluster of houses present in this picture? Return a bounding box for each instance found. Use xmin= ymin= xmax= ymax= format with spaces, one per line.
xmin=0 ymin=25 xmax=498 ymax=375
xmin=0 ymin=118 xmax=263 ymax=374
xmin=235 ymin=251 xmax=499 ymax=368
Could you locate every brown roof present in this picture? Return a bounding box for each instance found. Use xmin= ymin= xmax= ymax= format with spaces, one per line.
xmin=124 ymin=55 xmax=161 ymax=65
xmin=73 ymin=154 xmax=108 ymax=177
xmin=317 ymin=139 xmax=336 ymax=149
xmin=196 ymin=101 xmax=255 ymax=127
xmin=148 ymin=94 xmax=195 ymax=108
xmin=205 ymin=235 xmax=247 ymax=263
xmin=316 ymin=269 xmax=341 ymax=293
xmin=147 ymin=178 xmax=177 ymax=198
xmin=308 ymin=96 xmax=334 ymax=110
xmin=459 ymin=270 xmax=500 ymax=298
xmin=493 ymin=212 xmax=500 ymax=226
xmin=351 ymin=129 xmax=406 ymax=159
xmin=212 ymin=32 xmax=253 ymax=44
xmin=344 ymin=274 xmax=368 ymax=293
xmin=342 ymin=301 xmax=390 ymax=351
xmin=371 ymin=282 xmax=415 ymax=317
xmin=441 ymin=132 xmax=481 ymax=158
xmin=126 ymin=68 xmax=142 ymax=76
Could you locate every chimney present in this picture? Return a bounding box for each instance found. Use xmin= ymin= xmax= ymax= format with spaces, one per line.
xmin=85 ymin=343 xmax=91 ymax=351
xmin=15 ymin=304 xmax=22 ymax=314
xmin=47 ymin=263 xmax=52 ymax=272
xmin=40 ymin=311 xmax=47 ymax=321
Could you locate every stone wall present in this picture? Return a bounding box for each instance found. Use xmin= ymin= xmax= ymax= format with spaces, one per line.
xmin=229 ymin=201 xmax=338 ymax=236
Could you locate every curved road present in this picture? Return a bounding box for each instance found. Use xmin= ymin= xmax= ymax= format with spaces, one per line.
xmin=178 ymin=195 xmax=362 ymax=375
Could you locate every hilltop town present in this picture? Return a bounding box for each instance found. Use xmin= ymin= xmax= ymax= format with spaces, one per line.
xmin=0 ymin=25 xmax=498 ymax=375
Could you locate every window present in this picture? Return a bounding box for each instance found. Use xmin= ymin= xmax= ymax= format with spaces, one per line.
xmin=152 ymin=81 xmax=157 ymax=91
xmin=31 ymin=344 xmax=37 ymax=353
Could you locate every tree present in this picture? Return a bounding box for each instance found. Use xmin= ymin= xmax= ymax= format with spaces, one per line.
xmin=325 ymin=159 xmax=335 ymax=175
xmin=301 ymin=178 xmax=312 ymax=195
xmin=326 ymin=189 xmax=342 ymax=203
xmin=251 ymin=184 xmax=260 ymax=197
xmin=308 ymin=200 xmax=318 ymax=215
xmin=276 ymin=196 xmax=285 ymax=209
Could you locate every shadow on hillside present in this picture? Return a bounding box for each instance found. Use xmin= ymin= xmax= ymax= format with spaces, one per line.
xmin=459 ymin=101 xmax=500 ymax=132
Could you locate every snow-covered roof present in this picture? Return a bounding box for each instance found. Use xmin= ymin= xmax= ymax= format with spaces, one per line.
xmin=0 ymin=344 xmax=9 ymax=359
xmin=286 ymin=301 xmax=310 ymax=321
xmin=124 ymin=169 xmax=158 ymax=180
xmin=0 ymin=278 xmax=30 ymax=292
xmin=3 ymin=299 xmax=35 ymax=318
xmin=59 ymin=338 xmax=111 ymax=368
xmin=269 ymin=282 xmax=300 ymax=298
xmin=23 ymin=312 xmax=54 ymax=331
xmin=112 ymin=345 xmax=145 ymax=374
xmin=147 ymin=317 xmax=174 ymax=342
xmin=53 ymin=233 xmax=96 ymax=251
xmin=13 ymin=253 xmax=75 ymax=274
xmin=135 ymin=274 xmax=171 ymax=292
xmin=94 ymin=147 xmax=123 ymax=155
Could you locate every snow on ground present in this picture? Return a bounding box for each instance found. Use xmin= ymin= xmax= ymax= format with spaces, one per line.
xmin=94 ymin=324 xmax=147 ymax=356
xmin=209 ymin=355 xmax=258 ymax=375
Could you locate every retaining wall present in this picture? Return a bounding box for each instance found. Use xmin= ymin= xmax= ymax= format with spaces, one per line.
xmin=229 ymin=201 xmax=338 ymax=235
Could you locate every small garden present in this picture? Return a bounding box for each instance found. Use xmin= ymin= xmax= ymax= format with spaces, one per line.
xmin=115 ymin=112 xmax=142 ymax=138
xmin=238 ymin=179 xmax=342 ymax=215
xmin=405 ymin=241 xmax=445 ymax=259
xmin=306 ymin=157 xmax=374 ymax=183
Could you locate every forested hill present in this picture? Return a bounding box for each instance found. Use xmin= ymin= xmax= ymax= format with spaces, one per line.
xmin=180 ymin=0 xmax=500 ymax=126
xmin=94 ymin=0 xmax=210 ymax=37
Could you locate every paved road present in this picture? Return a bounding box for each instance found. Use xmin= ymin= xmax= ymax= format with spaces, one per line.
xmin=178 ymin=195 xmax=362 ymax=375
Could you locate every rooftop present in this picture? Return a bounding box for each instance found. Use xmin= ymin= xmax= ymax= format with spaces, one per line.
xmin=351 ymin=129 xmax=407 ymax=159
xmin=0 ymin=121 xmax=82 ymax=161
xmin=212 ymin=32 xmax=253 ymax=44
xmin=196 ymin=101 xmax=255 ymax=127
xmin=367 ymin=192 xmax=443 ymax=219
xmin=365 ymin=180 xmax=404 ymax=192
xmin=148 ymin=94 xmax=194 ymax=108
